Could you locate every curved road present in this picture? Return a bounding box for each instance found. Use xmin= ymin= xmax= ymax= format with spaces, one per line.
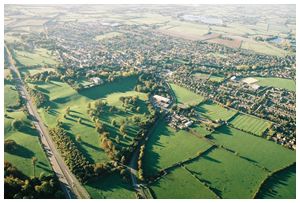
xmin=5 ymin=44 xmax=90 ymax=199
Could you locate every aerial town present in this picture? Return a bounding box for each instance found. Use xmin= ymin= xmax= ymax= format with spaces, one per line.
xmin=4 ymin=4 xmax=296 ymax=200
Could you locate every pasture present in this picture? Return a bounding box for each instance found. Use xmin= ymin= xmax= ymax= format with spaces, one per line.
xmin=256 ymin=164 xmax=296 ymax=199
xmin=170 ymin=83 xmax=204 ymax=106
xmin=210 ymin=126 xmax=296 ymax=172
xmin=30 ymin=76 xmax=149 ymax=164
xmin=14 ymin=48 xmax=59 ymax=66
xmin=185 ymin=148 xmax=268 ymax=198
xmin=150 ymin=167 xmax=217 ymax=199
xmin=253 ymin=77 xmax=295 ymax=92
xmin=158 ymin=21 xmax=209 ymax=41
xmin=241 ymin=41 xmax=288 ymax=57
xmin=229 ymin=113 xmax=271 ymax=136
xmin=4 ymin=83 xmax=19 ymax=111
xmin=195 ymin=101 xmax=237 ymax=121
xmin=85 ymin=173 xmax=135 ymax=199
xmin=143 ymin=118 xmax=213 ymax=177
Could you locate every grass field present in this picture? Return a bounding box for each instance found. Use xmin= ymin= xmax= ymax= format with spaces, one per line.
xmin=210 ymin=126 xmax=296 ymax=172
xmin=256 ymin=164 xmax=296 ymax=199
xmin=253 ymin=77 xmax=295 ymax=92
xmin=150 ymin=167 xmax=217 ymax=199
xmin=95 ymin=32 xmax=123 ymax=41
xmin=30 ymin=76 xmax=148 ymax=164
xmin=185 ymin=148 xmax=268 ymax=198
xmin=20 ymin=67 xmax=56 ymax=76
xmin=143 ymin=118 xmax=213 ymax=177
xmin=14 ymin=48 xmax=59 ymax=66
xmin=230 ymin=113 xmax=271 ymax=136
xmin=158 ymin=21 xmax=208 ymax=41
xmin=5 ymin=83 xmax=52 ymax=177
xmin=170 ymin=83 xmax=204 ymax=106
xmin=4 ymin=83 xmax=19 ymax=110
xmin=195 ymin=101 xmax=237 ymax=121
xmin=193 ymin=73 xmax=224 ymax=82
xmin=85 ymin=173 xmax=135 ymax=199
xmin=241 ymin=41 xmax=288 ymax=57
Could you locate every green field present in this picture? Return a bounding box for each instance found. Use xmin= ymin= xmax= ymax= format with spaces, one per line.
xmin=241 ymin=41 xmax=288 ymax=57
xmin=85 ymin=173 xmax=135 ymax=199
xmin=4 ymin=83 xmax=19 ymax=110
xmin=210 ymin=126 xmax=296 ymax=172
xmin=230 ymin=113 xmax=271 ymax=136
xmin=256 ymin=164 xmax=296 ymax=199
xmin=254 ymin=77 xmax=295 ymax=92
xmin=143 ymin=118 xmax=213 ymax=176
xmin=185 ymin=148 xmax=268 ymax=198
xmin=14 ymin=48 xmax=59 ymax=66
xmin=5 ymin=83 xmax=52 ymax=177
xmin=193 ymin=73 xmax=224 ymax=82
xmin=95 ymin=32 xmax=123 ymax=41
xmin=150 ymin=167 xmax=217 ymax=199
xmin=170 ymin=83 xmax=204 ymax=106
xmin=195 ymin=101 xmax=237 ymax=121
xmin=30 ymin=76 xmax=148 ymax=164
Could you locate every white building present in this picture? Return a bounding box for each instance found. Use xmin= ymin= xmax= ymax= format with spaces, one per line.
xmin=89 ymin=77 xmax=103 ymax=85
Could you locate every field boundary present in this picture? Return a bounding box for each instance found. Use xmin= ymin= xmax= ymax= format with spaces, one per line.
xmin=252 ymin=162 xmax=296 ymax=199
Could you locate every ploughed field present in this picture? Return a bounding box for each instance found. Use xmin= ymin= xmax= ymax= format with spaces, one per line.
xmin=145 ymin=84 xmax=295 ymax=199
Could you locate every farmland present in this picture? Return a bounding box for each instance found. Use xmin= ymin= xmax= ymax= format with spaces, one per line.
xmin=150 ymin=167 xmax=217 ymax=199
xmin=241 ymin=41 xmax=288 ymax=57
xmin=210 ymin=126 xmax=296 ymax=171
xmin=184 ymin=148 xmax=268 ymax=198
xmin=170 ymin=83 xmax=204 ymax=106
xmin=4 ymin=4 xmax=296 ymax=199
xmin=4 ymin=82 xmax=52 ymax=177
xmin=253 ymin=77 xmax=295 ymax=92
xmin=143 ymin=118 xmax=213 ymax=177
xmin=14 ymin=48 xmax=59 ymax=66
xmin=229 ymin=113 xmax=272 ymax=136
xmin=85 ymin=173 xmax=135 ymax=199
xmin=256 ymin=164 xmax=296 ymax=199
xmin=158 ymin=21 xmax=209 ymax=41
xmin=195 ymin=101 xmax=237 ymax=121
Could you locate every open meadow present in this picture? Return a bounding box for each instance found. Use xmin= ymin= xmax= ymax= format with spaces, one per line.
xmin=253 ymin=77 xmax=295 ymax=92
xmin=150 ymin=167 xmax=217 ymax=199
xmin=170 ymin=83 xmax=204 ymax=106
xmin=195 ymin=101 xmax=237 ymax=121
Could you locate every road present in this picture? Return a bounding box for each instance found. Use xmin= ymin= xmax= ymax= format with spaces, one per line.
xmin=5 ymin=44 xmax=90 ymax=199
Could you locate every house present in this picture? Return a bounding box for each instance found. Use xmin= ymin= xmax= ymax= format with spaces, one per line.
xmin=89 ymin=77 xmax=103 ymax=85
xmin=153 ymin=95 xmax=170 ymax=108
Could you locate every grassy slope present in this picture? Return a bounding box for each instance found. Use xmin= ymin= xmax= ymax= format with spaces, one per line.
xmin=254 ymin=77 xmax=295 ymax=92
xmin=185 ymin=148 xmax=268 ymax=198
xmin=143 ymin=119 xmax=212 ymax=176
xmin=151 ymin=167 xmax=217 ymax=199
xmin=211 ymin=126 xmax=296 ymax=172
xmin=170 ymin=83 xmax=204 ymax=106
xmin=230 ymin=113 xmax=271 ymax=136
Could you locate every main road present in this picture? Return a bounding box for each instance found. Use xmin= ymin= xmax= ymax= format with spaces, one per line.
xmin=5 ymin=44 xmax=90 ymax=199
